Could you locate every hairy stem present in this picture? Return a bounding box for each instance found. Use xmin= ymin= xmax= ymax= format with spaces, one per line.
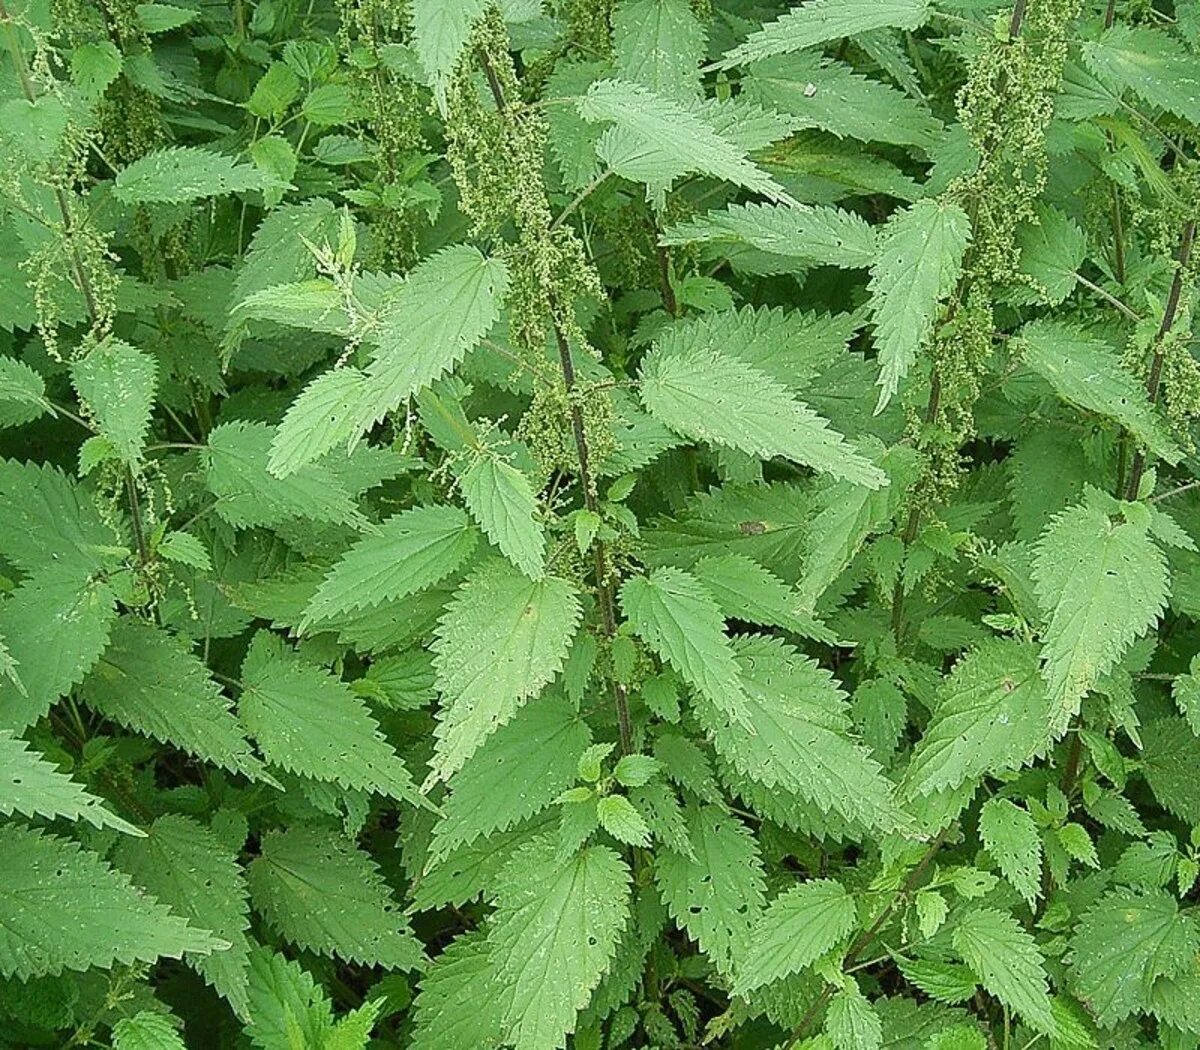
xmin=1123 ymin=220 xmax=1195 ymax=501
xmin=479 ymin=49 xmax=633 ymax=755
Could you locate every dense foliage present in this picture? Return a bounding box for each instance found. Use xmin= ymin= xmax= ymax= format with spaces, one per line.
xmin=1 ymin=0 xmax=1200 ymax=1046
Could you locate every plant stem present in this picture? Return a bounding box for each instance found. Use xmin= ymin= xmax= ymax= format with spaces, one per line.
xmin=785 ymin=828 xmax=951 ymax=1047
xmin=479 ymin=48 xmax=634 ymax=755
xmin=1 ymin=0 xmax=151 ymax=568
xmin=1124 ymin=220 xmax=1195 ymax=501
xmin=1075 ymin=272 xmax=1140 ymax=321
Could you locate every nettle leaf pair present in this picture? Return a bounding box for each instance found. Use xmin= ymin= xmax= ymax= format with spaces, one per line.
xmin=2 ymin=0 xmax=1200 ymax=1047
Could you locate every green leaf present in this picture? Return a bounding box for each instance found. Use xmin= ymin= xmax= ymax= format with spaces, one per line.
xmin=979 ymin=798 xmax=1042 ymax=908
xmin=639 ymin=342 xmax=886 ymax=488
xmin=1083 ymin=25 xmax=1200 ymax=124
xmin=0 ymin=355 xmax=48 ymax=427
xmin=742 ymin=54 xmax=943 ymax=150
xmin=303 ymin=505 xmax=478 ymax=626
xmin=621 ymin=567 xmax=753 ymax=727
xmin=578 ymin=79 xmax=795 ymax=204
xmin=0 ymin=728 xmax=141 ymax=835
xmin=0 ymin=824 xmax=223 ymax=980
xmin=112 ymin=1012 xmax=186 ymax=1050
xmin=0 ymin=564 xmax=117 ymax=730
xmin=902 ymin=639 xmax=1051 ymax=797
xmin=410 ymin=0 xmax=489 ymax=110
xmin=795 ymin=443 xmax=919 ymax=611
xmin=1033 ymin=494 xmax=1168 ymax=736
xmin=1069 ymin=888 xmax=1199 ymax=1027
xmin=430 ymin=559 xmax=582 ymax=781
xmin=79 ymin=618 xmax=272 ymax=784
xmin=692 ymin=553 xmax=833 ymax=642
xmin=205 ymin=420 xmax=367 ymax=530
xmin=71 ymin=339 xmax=157 ymax=464
xmin=70 ymin=40 xmax=122 ymax=99
xmin=487 ymin=837 xmax=631 ymax=1050
xmin=114 ymin=815 xmax=252 ymax=1019
xmin=115 ymin=146 xmax=275 ymax=204
xmin=597 ymin=794 xmax=651 ymax=846
xmin=1020 ymin=320 xmax=1180 ymax=462
xmin=248 ymin=61 xmax=301 ymax=120
xmin=714 ymin=0 xmax=930 ymax=69
xmin=248 ymin=826 xmax=424 ymax=970
xmin=239 ymin=633 xmax=423 ymax=805
xmin=655 ymin=804 xmax=766 ymax=974
xmin=869 ymin=198 xmax=971 ymax=412
xmin=459 ymin=451 xmax=546 ymax=579
xmin=732 ymin=879 xmax=858 ymax=996
xmin=0 ymin=460 xmax=115 ymax=577
xmin=268 ymin=246 xmax=508 ymax=476
xmin=825 ymin=984 xmax=882 ymax=1050
xmin=661 ymin=201 xmax=877 ymax=269
xmin=430 ymin=693 xmax=590 ymax=860
xmin=409 ymin=933 xmax=505 ymax=1050
xmin=612 ymin=0 xmax=706 ymax=100
xmin=1013 ymin=205 xmax=1086 ymax=305
xmin=952 ymin=908 xmax=1055 ymax=1034
xmin=135 ymin=2 xmax=196 ymax=32
xmin=244 ymin=946 xmax=334 ymax=1050
xmin=701 ymin=636 xmax=910 ymax=833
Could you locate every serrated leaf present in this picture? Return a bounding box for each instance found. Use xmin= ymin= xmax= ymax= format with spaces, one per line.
xmin=0 ymin=728 xmax=141 ymax=835
xmin=0 ymin=824 xmax=223 ymax=980
xmin=612 ymin=0 xmax=706 ymax=100
xmin=715 ymin=0 xmax=929 ymax=69
xmin=953 ymin=909 xmax=1054 ymax=1033
xmin=1083 ymin=25 xmax=1200 ymax=124
xmin=244 ymin=946 xmax=334 ymax=1050
xmin=430 ymin=559 xmax=582 ymax=782
xmin=597 ymin=794 xmax=651 ymax=846
xmin=239 ymin=634 xmax=423 ymax=805
xmin=1019 ymin=319 xmax=1180 ymax=462
xmin=903 ymin=639 xmax=1051 ymax=797
xmin=699 ymin=636 xmax=910 ymax=833
xmin=661 ymin=201 xmax=877 ymax=269
xmin=112 ymin=1012 xmax=186 ymax=1050
xmin=268 ymin=246 xmax=508 ymax=476
xmin=898 ymin=959 xmax=977 ymax=1004
xmin=430 ymin=693 xmax=590 ymax=861
xmin=303 ymin=505 xmax=478 ymax=626
xmin=0 ymin=355 xmax=48 ymax=427
xmin=826 ymin=984 xmax=882 ymax=1050
xmin=205 ymin=420 xmax=366 ymax=530
xmin=0 ymin=564 xmax=117 ymax=730
xmin=115 ymin=815 xmax=252 ymax=1019
xmin=639 ymin=343 xmax=886 ymax=487
xmin=248 ymin=826 xmax=424 ymax=970
xmin=410 ymin=0 xmax=489 ymax=110
xmin=733 ymin=879 xmax=857 ymax=995
xmin=655 ymin=804 xmax=766 ymax=974
xmin=1069 ymin=888 xmax=1199 ymax=1027
xmin=79 ymin=618 xmax=271 ymax=784
xmin=1033 ymin=495 xmax=1168 ymax=736
xmin=621 ymin=567 xmax=753 ymax=728
xmin=0 ymin=460 xmax=115 ymax=577
xmin=742 ymin=54 xmax=943 ymax=149
xmin=71 ymin=339 xmax=157 ymax=464
xmin=115 ymin=146 xmax=275 ymax=204
xmin=459 ymin=451 xmax=546 ymax=579
xmin=578 ymin=79 xmax=795 ymax=204
xmin=487 ymin=837 xmax=632 ymax=1050
xmin=979 ymin=798 xmax=1042 ymax=908
xmin=869 ymin=198 xmax=971 ymax=412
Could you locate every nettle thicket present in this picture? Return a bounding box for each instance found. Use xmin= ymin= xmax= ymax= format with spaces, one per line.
xmin=1 ymin=0 xmax=1199 ymax=1046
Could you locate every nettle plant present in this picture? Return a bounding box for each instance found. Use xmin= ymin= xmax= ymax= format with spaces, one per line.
xmin=1 ymin=0 xmax=1200 ymax=1046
